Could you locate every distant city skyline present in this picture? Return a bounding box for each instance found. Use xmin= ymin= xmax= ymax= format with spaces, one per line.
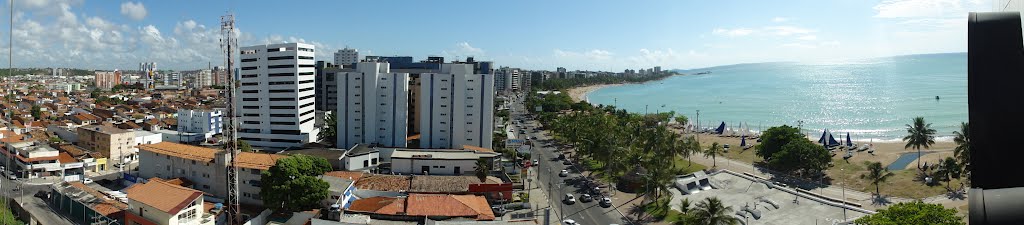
xmin=0 ymin=0 xmax=996 ymax=71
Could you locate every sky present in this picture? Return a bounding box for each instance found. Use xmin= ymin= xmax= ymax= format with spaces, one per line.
xmin=0 ymin=0 xmax=998 ymax=71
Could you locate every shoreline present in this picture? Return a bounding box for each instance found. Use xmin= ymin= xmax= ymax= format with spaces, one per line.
xmin=566 ymin=83 xmax=623 ymax=102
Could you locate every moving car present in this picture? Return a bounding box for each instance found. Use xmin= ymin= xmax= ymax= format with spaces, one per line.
xmin=559 ymin=170 xmax=569 ymax=177
xmin=580 ymin=194 xmax=593 ymax=203
xmin=563 ymin=194 xmax=576 ymax=204
xmin=600 ymin=197 xmax=613 ymax=208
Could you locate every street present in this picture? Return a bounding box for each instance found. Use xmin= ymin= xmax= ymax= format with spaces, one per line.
xmin=508 ymin=95 xmax=627 ymax=225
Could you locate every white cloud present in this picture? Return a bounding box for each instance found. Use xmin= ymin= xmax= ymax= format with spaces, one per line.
xmin=712 ymin=28 xmax=755 ymax=37
xmin=873 ymin=0 xmax=961 ymax=18
xmin=120 ymin=2 xmax=148 ymax=21
xmin=763 ymin=26 xmax=816 ymax=36
xmin=782 ymin=43 xmax=817 ymax=49
xmin=772 ymin=17 xmax=790 ymax=23
xmin=441 ymin=42 xmax=485 ymax=58
xmin=798 ymin=35 xmax=818 ymax=41
xmin=820 ymin=41 xmax=841 ymax=47
xmin=554 ymin=49 xmax=613 ymax=61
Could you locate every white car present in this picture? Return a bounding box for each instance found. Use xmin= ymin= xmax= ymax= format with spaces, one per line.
xmin=563 ymin=194 xmax=576 ymax=205
xmin=562 ymin=219 xmax=578 ymax=225
xmin=82 ymin=178 xmax=94 ymax=184
xmin=559 ymin=170 xmax=569 ymax=177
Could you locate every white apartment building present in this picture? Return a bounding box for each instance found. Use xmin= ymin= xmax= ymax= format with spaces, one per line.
xmin=238 ymin=43 xmax=319 ymax=150
xmin=494 ymin=69 xmax=508 ymax=93
xmin=334 ymin=48 xmax=359 ymax=66
xmin=196 ymin=69 xmax=213 ymax=88
xmin=509 ymin=68 xmax=520 ymax=92
xmin=176 ymin=108 xmax=224 ymax=141
xmin=418 ymin=64 xmax=495 ymax=149
xmin=336 ymin=62 xmax=410 ymax=148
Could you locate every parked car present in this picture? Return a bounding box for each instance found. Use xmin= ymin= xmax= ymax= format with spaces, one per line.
xmin=559 ymin=170 xmax=569 ymax=177
xmin=562 ymin=219 xmax=579 ymax=225
xmin=600 ymin=197 xmax=613 ymax=208
xmin=532 ymin=159 xmax=539 ymax=165
xmin=563 ymin=194 xmax=576 ymax=205
xmin=580 ymin=194 xmax=593 ymax=203
xmin=82 ymin=178 xmax=94 ymax=184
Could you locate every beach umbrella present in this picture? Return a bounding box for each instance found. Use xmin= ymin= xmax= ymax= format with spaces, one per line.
xmin=741 ymin=135 xmax=747 ymax=147
xmin=846 ymin=132 xmax=853 ymax=147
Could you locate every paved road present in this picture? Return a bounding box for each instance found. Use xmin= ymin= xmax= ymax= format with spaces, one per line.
xmin=509 ymin=95 xmax=626 ymax=225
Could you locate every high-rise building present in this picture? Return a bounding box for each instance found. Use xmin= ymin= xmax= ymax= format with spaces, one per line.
xmin=94 ymin=70 xmax=121 ymax=90
xmin=237 ymin=43 xmax=319 ymax=150
xmin=315 ymin=61 xmax=340 ymax=111
xmin=335 ymin=62 xmax=410 ymax=148
xmin=213 ymin=66 xmax=228 ymax=85
xmin=334 ymin=48 xmax=359 ymax=67
xmin=196 ymin=69 xmax=213 ymax=87
xmin=177 ymin=108 xmax=224 ymax=141
xmin=140 ymin=62 xmax=156 ymax=89
xmin=509 ymin=68 xmax=521 ymax=92
xmin=494 ymin=68 xmax=509 ymax=93
xmin=654 ymin=66 xmax=662 ymax=74
xmin=418 ymin=64 xmax=494 ymax=149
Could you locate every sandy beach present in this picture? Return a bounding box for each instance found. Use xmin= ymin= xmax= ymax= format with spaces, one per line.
xmin=566 ymin=83 xmax=623 ymax=102
xmin=668 ymin=128 xmax=957 ymax=170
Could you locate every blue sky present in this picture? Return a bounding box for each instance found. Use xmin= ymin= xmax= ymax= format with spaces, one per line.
xmin=0 ymin=0 xmax=996 ymax=71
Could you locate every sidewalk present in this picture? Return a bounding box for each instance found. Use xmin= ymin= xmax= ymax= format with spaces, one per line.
xmin=23 ymin=176 xmax=61 ymax=186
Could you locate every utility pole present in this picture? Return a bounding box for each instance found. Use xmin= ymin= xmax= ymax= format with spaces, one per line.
xmin=5 ymin=0 xmax=14 ymax=213
xmin=220 ymin=13 xmax=242 ymax=225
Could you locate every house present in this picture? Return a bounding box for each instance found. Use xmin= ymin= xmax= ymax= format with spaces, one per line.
xmin=123 ymin=179 xmax=216 ymax=225
xmin=389 ymin=148 xmax=499 ymax=176
xmin=138 ymin=142 xmax=291 ymax=207
xmin=346 ymin=194 xmax=494 ymax=221
xmin=320 ymin=175 xmax=357 ymax=210
xmin=56 ymin=144 xmax=107 ymax=172
xmin=1 ymin=141 xmax=61 ymax=178
xmin=341 ymin=144 xmax=380 ymax=172
xmin=48 ymin=181 xmax=127 ymax=224
xmin=77 ymin=125 xmax=136 ymax=166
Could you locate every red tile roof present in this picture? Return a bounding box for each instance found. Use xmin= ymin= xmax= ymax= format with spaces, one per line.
xmin=69 ymin=182 xmax=128 ymax=216
xmin=346 ymin=194 xmax=494 ymax=220
xmin=57 ymin=152 xmax=77 ymax=164
xmin=138 ymin=142 xmax=219 ymax=163
xmin=124 ymin=179 xmax=203 ymax=214
xmin=234 ymin=152 xmax=288 ymax=170
xmin=324 ymin=171 xmax=366 ymax=182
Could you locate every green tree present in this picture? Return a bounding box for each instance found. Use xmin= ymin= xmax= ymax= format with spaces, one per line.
xmin=937 ymin=157 xmax=961 ymax=189
xmin=767 ymin=138 xmax=832 ymax=175
xmin=854 ymin=201 xmax=964 ymax=225
xmin=49 ymin=136 xmax=63 ymax=143
xmin=0 ymin=200 xmax=25 ymax=225
xmin=317 ymin=111 xmax=337 ymax=146
xmin=755 ymin=125 xmax=803 ymax=161
xmin=475 ymin=158 xmax=491 ymax=182
xmin=674 ymin=115 xmax=689 ymax=126
xmin=238 ymin=140 xmax=254 ymax=152
xmin=679 ymin=198 xmax=692 ymax=215
xmin=261 ymin=155 xmax=332 ymax=212
xmin=690 ymin=197 xmax=741 ymax=225
xmin=903 ymin=117 xmax=936 ymax=169
xmin=952 ymin=122 xmax=970 ymax=181
xmin=31 ymin=104 xmax=41 ymax=118
xmin=861 ymin=161 xmax=895 ymax=197
xmin=705 ymin=142 xmax=724 ymax=167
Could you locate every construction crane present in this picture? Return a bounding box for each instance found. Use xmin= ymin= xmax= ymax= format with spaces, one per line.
xmin=219 ymin=13 xmax=242 ymax=225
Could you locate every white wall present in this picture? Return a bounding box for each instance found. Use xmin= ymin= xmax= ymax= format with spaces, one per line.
xmin=391 ymin=158 xmax=478 ymax=175
xmin=418 ymin=64 xmax=495 ymax=149
xmin=237 ymin=42 xmax=318 ymax=150
xmin=343 ymin=152 xmax=380 ymax=171
xmin=336 ymin=62 xmax=410 ymax=148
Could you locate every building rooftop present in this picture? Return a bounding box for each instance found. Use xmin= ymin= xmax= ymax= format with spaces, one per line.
xmin=279 ymin=148 xmax=345 ymax=160
xmin=390 ymin=149 xmax=496 ymax=160
xmin=347 ymin=194 xmax=494 ymax=221
xmin=324 ymin=171 xmax=367 ymax=181
xmin=124 ymin=179 xmax=203 ymax=214
xmin=346 ymin=144 xmax=379 ymax=157
xmin=234 ymin=152 xmax=288 ymax=170
xmin=53 ymin=181 xmax=129 ymax=217
xmin=79 ymin=124 xmax=132 ymax=134
xmin=321 ymin=175 xmax=356 ymax=194
xmin=410 ymin=176 xmax=496 ymax=194
xmin=354 ymin=174 xmax=411 ymax=192
xmin=138 ymin=142 xmax=220 ymax=163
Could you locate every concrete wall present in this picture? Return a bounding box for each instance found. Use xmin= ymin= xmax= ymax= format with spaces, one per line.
xmin=391 ymin=158 xmax=478 ymax=175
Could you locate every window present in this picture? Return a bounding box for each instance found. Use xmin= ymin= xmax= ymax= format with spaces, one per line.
xmin=269 ymin=81 xmax=295 ymax=85
xmin=243 ymin=121 xmax=260 ymax=124
xmin=371 ymin=158 xmax=378 ymax=165
xmin=249 ymin=180 xmax=262 ymax=187
xmin=268 ymin=64 xmax=294 ymax=69
xmin=271 ymin=130 xmax=301 ymax=134
xmin=242 ymin=90 xmax=258 ymax=93
xmin=268 ymin=56 xmax=294 ymax=60
xmin=270 ymin=114 xmax=296 ymax=117
xmin=241 ymin=74 xmax=258 ymax=78
xmin=298 ymin=56 xmax=313 ymax=60
xmin=243 ymin=113 xmax=259 ymax=117
xmin=178 ymin=209 xmax=197 ymax=222
xmin=299 ymin=64 xmax=315 ymax=68
xmin=267 ymin=48 xmax=281 ymax=52
xmin=363 ymin=160 xmax=368 ymax=167
xmin=241 ymin=58 xmax=257 ymax=62
xmin=270 ymin=121 xmax=296 ymax=125
xmin=270 ymin=98 xmax=295 ymax=101
xmin=299 ymin=72 xmax=314 ymax=76
xmin=269 ymin=89 xmax=295 ymax=93
xmin=241 ymin=66 xmax=257 ymax=70
xmin=269 ymin=106 xmax=295 ymax=109
xmin=241 ymin=82 xmax=259 ymax=86
xmin=242 ymin=106 xmax=260 ymax=109
xmin=243 ymin=98 xmax=259 ymax=101
xmin=299 ymin=79 xmax=314 ymax=84
xmin=269 ymin=73 xmax=294 ymax=77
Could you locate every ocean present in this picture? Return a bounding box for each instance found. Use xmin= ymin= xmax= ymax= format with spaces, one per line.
xmin=586 ymin=53 xmax=968 ymax=142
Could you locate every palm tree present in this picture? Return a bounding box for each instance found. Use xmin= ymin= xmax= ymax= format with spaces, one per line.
xmin=690 ymin=197 xmax=741 ymax=225
xmin=952 ymin=122 xmax=970 ymax=180
xmin=680 ymin=198 xmax=692 ymax=214
xmin=861 ymin=161 xmax=895 ymax=197
xmin=316 ymin=111 xmax=337 ymax=145
xmin=705 ymin=142 xmax=724 ymax=167
xmin=903 ymin=117 xmax=936 ymax=169
xmin=939 ymin=157 xmax=961 ymax=190
xmin=475 ymin=158 xmax=491 ymax=182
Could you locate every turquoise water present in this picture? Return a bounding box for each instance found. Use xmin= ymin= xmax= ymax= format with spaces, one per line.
xmin=587 ymin=53 xmax=967 ymax=142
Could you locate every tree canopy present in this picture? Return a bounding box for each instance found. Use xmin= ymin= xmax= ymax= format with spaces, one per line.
xmin=261 ymin=155 xmax=332 ymax=212
xmin=766 ymin=138 xmax=832 ymax=175
xmin=854 ymin=201 xmax=964 ymax=225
